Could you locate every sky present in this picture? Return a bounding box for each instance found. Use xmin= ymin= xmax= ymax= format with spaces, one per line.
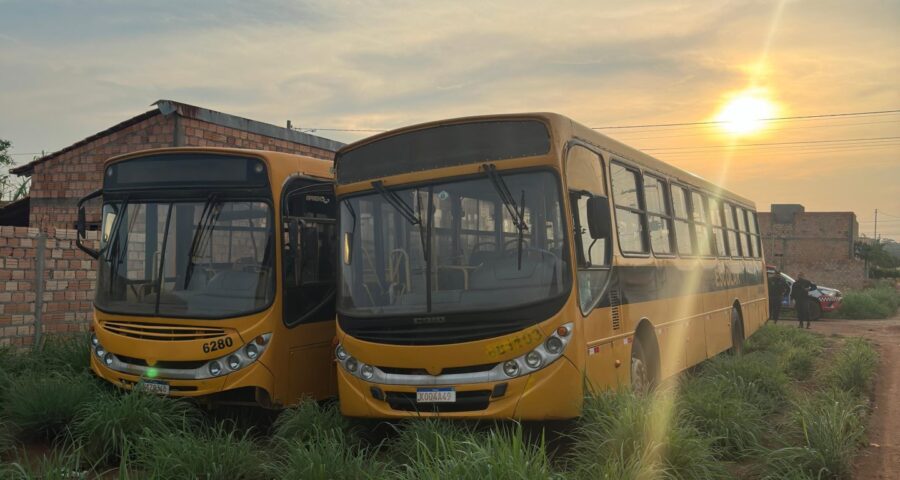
xmin=1 ymin=0 xmax=898 ymax=239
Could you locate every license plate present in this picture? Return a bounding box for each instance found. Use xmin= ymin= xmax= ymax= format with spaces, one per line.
xmin=416 ymin=387 xmax=456 ymax=403
xmin=136 ymin=380 xmax=170 ymax=395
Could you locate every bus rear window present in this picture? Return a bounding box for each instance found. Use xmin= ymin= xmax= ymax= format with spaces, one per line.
xmin=336 ymin=120 xmax=551 ymax=184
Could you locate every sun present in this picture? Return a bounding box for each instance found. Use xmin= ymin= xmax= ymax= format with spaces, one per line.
xmin=715 ymin=90 xmax=778 ymax=135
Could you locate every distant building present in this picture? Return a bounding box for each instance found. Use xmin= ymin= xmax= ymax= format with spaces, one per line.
xmin=3 ymin=100 xmax=343 ymax=229
xmin=758 ymin=204 xmax=866 ymax=291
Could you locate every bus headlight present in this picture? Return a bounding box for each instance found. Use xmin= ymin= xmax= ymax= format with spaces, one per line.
xmin=335 ymin=345 xmax=349 ymax=361
xmin=345 ymin=357 xmax=359 ymax=373
xmin=200 ymin=333 xmax=271 ymax=378
xmin=360 ymin=364 xmax=375 ymax=380
xmin=498 ymin=322 xmax=574 ymax=379
xmin=104 ymin=353 xmax=114 ymax=366
xmin=503 ymin=360 xmax=520 ymax=377
xmin=94 ymin=344 xmax=106 ymax=358
xmin=334 ymin=343 xmax=382 ymax=382
xmin=91 ymin=334 xmax=100 ymax=347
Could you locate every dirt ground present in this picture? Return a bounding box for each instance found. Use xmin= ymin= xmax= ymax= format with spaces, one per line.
xmin=805 ymin=315 xmax=900 ymax=479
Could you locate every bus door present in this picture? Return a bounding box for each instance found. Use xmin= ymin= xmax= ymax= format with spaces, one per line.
xmin=282 ymin=179 xmax=338 ymax=401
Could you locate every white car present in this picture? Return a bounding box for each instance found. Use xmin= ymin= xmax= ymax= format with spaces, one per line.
xmin=767 ymin=268 xmax=843 ymax=320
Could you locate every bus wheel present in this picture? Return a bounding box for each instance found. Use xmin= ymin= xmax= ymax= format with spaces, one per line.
xmin=631 ymin=338 xmax=652 ymax=394
xmin=730 ymin=307 xmax=745 ymax=356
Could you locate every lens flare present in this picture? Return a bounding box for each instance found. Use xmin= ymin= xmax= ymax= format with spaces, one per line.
xmin=715 ymin=90 xmax=778 ymax=135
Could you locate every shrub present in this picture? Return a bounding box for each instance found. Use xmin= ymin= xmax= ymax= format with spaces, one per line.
xmin=837 ymin=283 xmax=899 ymax=319
xmin=397 ymin=423 xmax=560 ymax=480
xmin=71 ymin=390 xmax=199 ymax=464
xmin=700 ymin=352 xmax=790 ymax=414
xmin=133 ymin=423 xmax=264 ymax=480
xmin=678 ymin=374 xmax=765 ymax=459
xmin=3 ymin=373 xmax=101 ymax=440
xmin=570 ymin=389 xmax=729 ymax=479
xmin=762 ymin=389 xmax=866 ymax=479
xmin=267 ymin=430 xmax=387 ymax=480
xmin=272 ymin=398 xmax=350 ymax=443
xmin=827 ymin=337 xmax=878 ymax=394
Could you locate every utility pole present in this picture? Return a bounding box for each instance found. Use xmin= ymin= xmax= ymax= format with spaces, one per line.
xmin=874 ymin=209 xmax=878 ymax=244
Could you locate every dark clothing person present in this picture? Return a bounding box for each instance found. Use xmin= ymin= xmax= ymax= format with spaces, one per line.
xmin=791 ymin=276 xmax=816 ymax=328
xmin=767 ymin=275 xmax=788 ymax=322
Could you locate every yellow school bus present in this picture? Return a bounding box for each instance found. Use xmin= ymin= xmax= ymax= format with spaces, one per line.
xmin=76 ymin=147 xmax=338 ymax=407
xmin=332 ymin=114 xmax=767 ymax=419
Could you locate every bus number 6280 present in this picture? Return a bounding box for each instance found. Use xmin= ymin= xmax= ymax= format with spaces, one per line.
xmin=203 ymin=337 xmax=234 ymax=354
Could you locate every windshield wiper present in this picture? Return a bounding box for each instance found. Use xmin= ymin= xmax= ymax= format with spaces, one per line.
xmin=104 ymin=198 xmax=130 ymax=294
xmin=372 ymin=181 xmax=421 ymax=226
xmin=482 ymin=164 xmax=528 ymax=269
xmin=183 ymin=194 xmax=222 ymax=289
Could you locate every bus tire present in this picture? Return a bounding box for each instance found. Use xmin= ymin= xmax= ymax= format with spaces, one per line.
xmin=631 ymin=336 xmax=655 ymax=394
xmin=730 ymin=306 xmax=745 ymax=356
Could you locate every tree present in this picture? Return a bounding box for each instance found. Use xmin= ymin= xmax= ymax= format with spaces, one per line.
xmin=0 ymin=138 xmax=30 ymax=202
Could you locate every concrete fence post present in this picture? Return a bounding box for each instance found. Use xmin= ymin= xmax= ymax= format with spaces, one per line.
xmin=33 ymin=232 xmax=47 ymax=346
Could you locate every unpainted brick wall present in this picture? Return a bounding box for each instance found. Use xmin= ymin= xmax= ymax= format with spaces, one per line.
xmin=0 ymin=227 xmax=97 ymax=346
xmin=759 ymin=211 xmax=866 ymax=291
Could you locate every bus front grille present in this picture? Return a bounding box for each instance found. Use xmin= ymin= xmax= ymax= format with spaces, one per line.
xmin=103 ymin=321 xmax=227 ymax=341
xmin=378 ymin=363 xmax=497 ymax=376
xmin=385 ymin=390 xmax=492 ymax=413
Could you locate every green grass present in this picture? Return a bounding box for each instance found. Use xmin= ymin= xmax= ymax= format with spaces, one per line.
xmin=761 ymin=389 xmax=867 ymax=479
xmin=272 ymin=398 xmax=351 ymax=443
xmin=0 ymin=443 xmax=97 ymax=480
xmin=569 ymin=389 xmax=729 ymax=479
xmin=699 ymin=351 xmax=791 ymax=414
xmin=388 ymin=418 xmax=477 ymax=463
xmin=71 ymin=390 xmax=199 ymax=464
xmin=3 ymin=372 xmax=101 ymax=440
xmin=827 ymin=337 xmax=878 ymax=395
xmin=678 ymin=374 xmax=765 ymax=459
xmin=396 ymin=423 xmax=560 ymax=480
xmin=833 ymin=282 xmax=899 ymax=319
xmin=132 ymin=422 xmax=264 ymax=480
xmin=0 ymin=417 xmax=14 ymax=457
xmin=267 ymin=430 xmax=387 ymax=480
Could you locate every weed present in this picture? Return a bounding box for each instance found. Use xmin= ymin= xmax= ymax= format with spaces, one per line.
xmin=570 ymin=389 xmax=729 ymax=479
xmin=3 ymin=372 xmax=101 ymax=440
xmin=827 ymin=337 xmax=878 ymax=394
xmin=678 ymin=374 xmax=765 ymax=459
xmin=0 ymin=417 xmax=15 ymax=456
xmin=0 ymin=442 xmax=97 ymax=480
xmin=836 ymin=283 xmax=899 ymax=319
xmin=389 ymin=418 xmax=476 ymax=463
xmin=267 ymin=430 xmax=386 ymax=480
xmin=71 ymin=390 xmax=199 ymax=464
xmin=700 ymin=352 xmax=790 ymax=414
xmin=272 ymin=398 xmax=350 ymax=443
xmin=133 ymin=422 xmax=264 ymax=479
xmin=782 ymin=346 xmax=816 ymax=381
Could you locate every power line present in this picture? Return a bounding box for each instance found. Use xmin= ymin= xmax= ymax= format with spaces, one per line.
xmin=642 ymin=136 xmax=900 ymax=152
xmin=608 ymin=119 xmax=900 ymax=141
xmin=590 ymin=109 xmax=900 ymax=130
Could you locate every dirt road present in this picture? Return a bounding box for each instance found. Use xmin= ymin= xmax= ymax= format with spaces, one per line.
xmin=809 ymin=316 xmax=900 ymax=479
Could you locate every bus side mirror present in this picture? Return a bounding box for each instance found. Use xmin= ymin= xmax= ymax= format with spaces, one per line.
xmin=287 ymin=217 xmax=302 ymax=285
xmin=76 ymin=189 xmax=102 ymax=259
xmin=586 ymin=195 xmax=611 ymax=240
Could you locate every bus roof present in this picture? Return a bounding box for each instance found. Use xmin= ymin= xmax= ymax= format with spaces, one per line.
xmin=338 ymin=112 xmax=755 ymax=209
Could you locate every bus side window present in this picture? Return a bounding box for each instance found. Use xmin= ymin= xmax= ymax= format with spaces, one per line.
xmin=610 ymin=162 xmax=649 ymax=254
xmin=566 ymin=145 xmax=609 ymax=314
xmin=282 ymin=182 xmax=337 ymax=326
xmin=670 ymin=185 xmax=693 ymax=256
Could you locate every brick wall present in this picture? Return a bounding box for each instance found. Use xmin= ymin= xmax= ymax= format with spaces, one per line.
xmin=759 ymin=211 xmax=866 ymax=291
xmin=0 ymin=227 xmax=98 ymax=346
xmin=181 ymin=117 xmax=333 ymax=160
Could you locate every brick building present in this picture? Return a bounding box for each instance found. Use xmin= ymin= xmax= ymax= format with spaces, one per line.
xmin=758 ymin=204 xmax=865 ymax=291
xmin=7 ymin=100 xmax=343 ymax=229
xmin=0 ymin=101 xmax=343 ymax=346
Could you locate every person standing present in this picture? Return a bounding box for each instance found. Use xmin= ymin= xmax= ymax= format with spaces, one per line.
xmin=791 ymin=272 xmax=816 ymax=329
xmin=767 ymin=272 xmax=788 ymax=323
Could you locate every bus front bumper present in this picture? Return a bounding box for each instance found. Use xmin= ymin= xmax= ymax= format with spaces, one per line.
xmin=337 ymin=355 xmax=583 ymax=420
xmin=90 ymin=353 xmax=275 ymax=399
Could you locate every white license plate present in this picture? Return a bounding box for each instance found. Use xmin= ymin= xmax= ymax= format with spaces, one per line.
xmin=416 ymin=387 xmax=456 ymax=403
xmin=136 ymin=380 xmax=170 ymax=395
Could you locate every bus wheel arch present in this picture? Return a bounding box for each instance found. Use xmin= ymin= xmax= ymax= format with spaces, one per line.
xmin=730 ymin=301 xmax=745 ymax=356
xmin=630 ymin=319 xmax=660 ymax=392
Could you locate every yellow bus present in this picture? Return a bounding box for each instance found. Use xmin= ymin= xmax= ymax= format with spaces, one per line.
xmin=76 ymin=147 xmax=338 ymax=407
xmin=332 ymin=114 xmax=767 ymax=419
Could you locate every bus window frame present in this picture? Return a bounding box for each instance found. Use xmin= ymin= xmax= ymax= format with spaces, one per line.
xmin=609 ymin=159 xmax=651 ymax=258
xmin=689 ymin=189 xmax=717 ymax=259
xmin=641 ymin=173 xmax=676 ymax=258
xmin=669 ymin=182 xmax=696 ymax=258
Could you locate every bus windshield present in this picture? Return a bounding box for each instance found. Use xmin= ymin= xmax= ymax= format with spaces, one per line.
xmin=95 ymin=200 xmax=275 ymax=318
xmin=339 ymin=170 xmax=570 ymax=317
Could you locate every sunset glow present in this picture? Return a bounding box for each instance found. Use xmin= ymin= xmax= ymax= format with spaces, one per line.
xmin=715 ymin=90 xmax=778 ymax=135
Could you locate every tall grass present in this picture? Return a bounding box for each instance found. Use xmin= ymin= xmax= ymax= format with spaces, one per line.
xmin=267 ymin=430 xmax=387 ymax=480
xmin=71 ymin=390 xmax=199 ymax=464
xmin=678 ymin=374 xmax=765 ymax=459
xmin=388 ymin=418 xmax=477 ymax=464
xmin=272 ymin=398 xmax=351 ymax=443
xmin=133 ymin=422 xmax=264 ymax=480
xmin=761 ymin=389 xmax=867 ymax=479
xmin=827 ymin=337 xmax=878 ymax=394
xmin=699 ymin=351 xmax=790 ymax=414
xmin=396 ymin=423 xmax=560 ymax=480
xmin=835 ymin=282 xmax=899 ymax=319
xmin=0 ymin=442 xmax=97 ymax=480
xmin=0 ymin=417 xmax=14 ymax=456
xmin=3 ymin=372 xmax=101 ymax=440
xmin=569 ymin=389 xmax=729 ymax=479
